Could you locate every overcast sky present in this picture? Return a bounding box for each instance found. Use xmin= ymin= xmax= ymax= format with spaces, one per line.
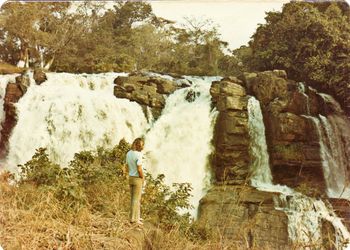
xmin=151 ymin=1 xmax=288 ymax=50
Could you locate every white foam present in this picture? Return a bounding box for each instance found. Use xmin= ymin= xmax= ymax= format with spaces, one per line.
xmin=5 ymin=72 xmax=148 ymax=170
xmin=144 ymin=76 xmax=219 ymax=217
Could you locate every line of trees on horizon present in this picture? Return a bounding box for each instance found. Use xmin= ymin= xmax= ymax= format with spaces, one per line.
xmin=0 ymin=0 xmax=349 ymax=112
xmin=0 ymin=1 xmax=235 ymax=76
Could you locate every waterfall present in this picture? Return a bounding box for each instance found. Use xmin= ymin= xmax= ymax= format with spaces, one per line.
xmin=247 ymin=98 xmax=350 ymax=248
xmin=277 ymin=194 xmax=350 ymax=249
xmin=319 ymin=115 xmax=348 ymax=198
xmin=247 ymin=96 xmax=272 ymax=186
xmin=297 ymin=82 xmax=311 ymax=115
xmin=144 ymin=76 xmax=219 ymax=217
xmin=1 ymin=72 xmax=218 ymax=216
xmin=304 ymin=115 xmax=350 ymax=199
xmin=5 ymin=73 xmax=148 ymax=171
xmin=2 ymin=71 xmax=349 ymax=246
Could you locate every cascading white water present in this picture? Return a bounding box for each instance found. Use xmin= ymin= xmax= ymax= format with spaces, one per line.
xmin=247 ymin=96 xmax=272 ymax=187
xmin=319 ymin=115 xmax=348 ymax=198
xmin=248 ymin=98 xmax=350 ymax=249
xmin=5 ymin=72 xmax=148 ymax=171
xmin=144 ymin=76 xmax=219 ymax=217
xmin=303 ymin=115 xmax=350 ymax=199
xmin=2 ymin=72 xmax=218 ymax=217
xmin=278 ymin=194 xmax=350 ymax=249
xmin=297 ymin=82 xmax=311 ymax=115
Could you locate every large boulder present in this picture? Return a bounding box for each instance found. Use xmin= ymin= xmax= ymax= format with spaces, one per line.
xmin=15 ymin=74 xmax=30 ymax=94
xmin=113 ymin=74 xmax=179 ymax=120
xmin=244 ymin=71 xmax=289 ymax=106
xmin=198 ymin=185 xmax=290 ymax=249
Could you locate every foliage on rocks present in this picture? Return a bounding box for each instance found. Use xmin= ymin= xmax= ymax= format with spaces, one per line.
xmin=246 ymin=1 xmax=350 ymax=111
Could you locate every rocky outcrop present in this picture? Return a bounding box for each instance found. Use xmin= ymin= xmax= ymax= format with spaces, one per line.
xmin=15 ymin=74 xmax=30 ymax=94
xmin=33 ymin=68 xmax=47 ymax=85
xmin=244 ymin=71 xmax=330 ymax=193
xmin=335 ymin=81 xmax=350 ymax=118
xmin=201 ymin=70 xmax=350 ymax=248
xmin=114 ymin=74 xmax=179 ymax=119
xmin=210 ymin=77 xmax=250 ymax=184
xmin=0 ymin=81 xmax=25 ymax=157
xmin=198 ymin=185 xmax=290 ymax=249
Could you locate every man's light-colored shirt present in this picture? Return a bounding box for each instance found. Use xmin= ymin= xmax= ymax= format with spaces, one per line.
xmin=126 ymin=150 xmax=143 ymax=177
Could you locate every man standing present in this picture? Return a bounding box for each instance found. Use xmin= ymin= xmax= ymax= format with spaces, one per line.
xmin=126 ymin=138 xmax=145 ymax=226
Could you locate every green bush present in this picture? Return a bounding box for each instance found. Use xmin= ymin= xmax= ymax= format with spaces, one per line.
xmin=17 ymin=139 xmax=194 ymax=231
xmin=143 ymin=173 xmax=193 ymax=229
xmin=19 ymin=148 xmax=62 ymax=186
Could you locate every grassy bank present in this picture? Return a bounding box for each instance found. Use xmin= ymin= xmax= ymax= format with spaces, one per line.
xmin=0 ymin=140 xmax=228 ymax=249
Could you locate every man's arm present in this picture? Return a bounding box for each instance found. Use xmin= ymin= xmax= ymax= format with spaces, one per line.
xmin=137 ymin=165 xmax=144 ymax=180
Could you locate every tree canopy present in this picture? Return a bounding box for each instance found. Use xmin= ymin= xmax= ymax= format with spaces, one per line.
xmin=247 ymin=1 xmax=350 ymax=112
xmin=0 ymin=1 xmax=230 ymax=75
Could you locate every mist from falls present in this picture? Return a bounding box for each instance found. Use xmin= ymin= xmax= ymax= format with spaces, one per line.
xmin=144 ymin=76 xmax=219 ymax=217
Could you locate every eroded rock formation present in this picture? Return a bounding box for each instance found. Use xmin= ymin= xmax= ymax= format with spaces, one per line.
xmin=244 ymin=71 xmax=350 ymax=195
xmin=33 ymin=68 xmax=47 ymax=85
xmin=0 ymin=80 xmax=25 ymax=157
xmin=210 ymin=77 xmax=250 ymax=184
xmin=200 ymin=70 xmax=350 ymax=248
xmin=198 ymin=186 xmax=289 ymax=249
xmin=113 ymin=73 xmax=180 ymax=119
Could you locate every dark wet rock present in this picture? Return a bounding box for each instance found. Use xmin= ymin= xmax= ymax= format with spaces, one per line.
xmin=33 ymin=68 xmax=47 ymax=85
xmin=185 ymin=89 xmax=197 ymax=102
xmin=0 ymin=82 xmax=25 ymax=157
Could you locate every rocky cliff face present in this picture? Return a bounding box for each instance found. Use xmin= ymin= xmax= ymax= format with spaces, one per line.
xmin=244 ymin=71 xmax=350 ymax=195
xmin=0 ymin=75 xmax=28 ymax=157
xmin=200 ymin=70 xmax=350 ymax=248
xmin=244 ymin=71 xmax=326 ymax=192
xmin=198 ymin=186 xmax=289 ymax=249
xmin=210 ymin=77 xmax=250 ymax=184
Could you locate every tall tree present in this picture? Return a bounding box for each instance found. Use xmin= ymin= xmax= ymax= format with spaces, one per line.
xmin=248 ymin=1 xmax=350 ymax=112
